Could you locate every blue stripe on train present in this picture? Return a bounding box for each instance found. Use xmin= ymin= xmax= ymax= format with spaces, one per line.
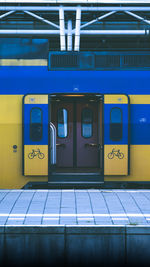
xmin=24 ymin=103 xmax=150 ymax=146
xmin=104 ymin=104 xmax=150 ymax=145
xmin=130 ymin=104 xmax=150 ymax=145
xmin=1 ymin=66 xmax=150 ymax=145
xmin=0 ymin=67 xmax=150 ymax=94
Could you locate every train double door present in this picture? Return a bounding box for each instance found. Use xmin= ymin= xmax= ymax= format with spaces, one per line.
xmin=23 ymin=93 xmax=129 ymax=180
xmin=51 ymin=98 xmax=100 ymax=171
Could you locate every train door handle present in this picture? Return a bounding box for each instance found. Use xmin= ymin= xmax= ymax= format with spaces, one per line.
xmin=56 ymin=143 xmax=65 ymax=148
xmin=85 ymin=143 xmax=100 ymax=148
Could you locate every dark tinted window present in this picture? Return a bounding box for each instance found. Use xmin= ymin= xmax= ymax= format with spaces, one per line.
xmin=0 ymin=38 xmax=48 ymax=59
xmin=57 ymin=108 xmax=68 ymax=138
xmin=110 ymin=108 xmax=122 ymax=123
xmin=31 ymin=108 xmax=42 ymax=123
xmin=82 ymin=108 xmax=93 ymax=138
xmin=110 ymin=108 xmax=122 ymax=141
xmin=30 ymin=108 xmax=43 ymax=141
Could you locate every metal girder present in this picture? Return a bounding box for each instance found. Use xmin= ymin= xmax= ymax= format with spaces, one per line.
xmin=80 ymin=11 xmax=116 ymax=29
xmin=0 ymin=29 xmax=148 ymax=35
xmin=24 ymin=11 xmax=60 ymax=29
xmin=74 ymin=7 xmax=81 ymax=51
xmin=125 ymin=11 xmax=150 ymax=26
xmin=1 ymin=7 xmax=150 ymax=11
xmin=59 ymin=7 xmax=66 ymax=51
xmin=2 ymin=1 xmax=150 ymax=3
xmin=0 ymin=11 xmax=15 ymax=20
xmin=67 ymin=20 xmax=72 ymax=51
xmin=1 ymin=0 xmax=150 ymax=3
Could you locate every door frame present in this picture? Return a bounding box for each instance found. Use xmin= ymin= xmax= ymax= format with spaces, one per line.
xmin=48 ymin=93 xmax=104 ymax=178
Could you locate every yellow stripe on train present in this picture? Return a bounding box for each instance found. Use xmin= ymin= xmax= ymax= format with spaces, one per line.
xmin=104 ymin=95 xmax=128 ymax=104
xmin=24 ymin=95 xmax=48 ymax=104
xmin=105 ymin=95 xmax=150 ymax=104
xmin=0 ymin=59 xmax=47 ymax=66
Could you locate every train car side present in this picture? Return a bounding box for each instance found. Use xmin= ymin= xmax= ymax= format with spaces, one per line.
xmin=0 ymin=60 xmax=150 ymax=188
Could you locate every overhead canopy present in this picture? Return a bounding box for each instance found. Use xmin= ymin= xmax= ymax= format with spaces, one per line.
xmin=1 ymin=1 xmax=150 ymax=51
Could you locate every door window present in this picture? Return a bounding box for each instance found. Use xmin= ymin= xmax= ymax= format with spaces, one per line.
xmin=82 ymin=108 xmax=93 ymax=138
xmin=110 ymin=107 xmax=122 ymax=141
xmin=30 ymin=108 xmax=43 ymax=141
xmin=57 ymin=108 xmax=68 ymax=138
xmin=31 ymin=108 xmax=42 ymax=123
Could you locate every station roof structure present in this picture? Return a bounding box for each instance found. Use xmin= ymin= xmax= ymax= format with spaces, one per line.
xmin=1 ymin=1 xmax=150 ymax=51
xmin=1 ymin=1 xmax=150 ymax=3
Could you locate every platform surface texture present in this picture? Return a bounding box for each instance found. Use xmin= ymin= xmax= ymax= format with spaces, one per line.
xmin=0 ymin=189 xmax=150 ymax=226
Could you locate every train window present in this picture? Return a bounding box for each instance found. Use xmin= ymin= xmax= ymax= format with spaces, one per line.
xmin=30 ymin=108 xmax=43 ymax=141
xmin=31 ymin=108 xmax=42 ymax=123
xmin=110 ymin=107 xmax=122 ymax=141
xmin=57 ymin=108 xmax=68 ymax=138
xmin=82 ymin=108 xmax=93 ymax=138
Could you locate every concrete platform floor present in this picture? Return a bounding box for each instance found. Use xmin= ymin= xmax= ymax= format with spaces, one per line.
xmin=1 ymin=189 xmax=150 ymax=226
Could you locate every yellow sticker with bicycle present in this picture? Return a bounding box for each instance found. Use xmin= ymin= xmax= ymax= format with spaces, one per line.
xmin=104 ymin=145 xmax=128 ymax=175
xmin=24 ymin=145 xmax=48 ymax=176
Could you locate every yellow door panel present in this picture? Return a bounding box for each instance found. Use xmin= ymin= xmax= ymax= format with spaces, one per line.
xmin=24 ymin=145 xmax=48 ymax=176
xmin=104 ymin=145 xmax=128 ymax=175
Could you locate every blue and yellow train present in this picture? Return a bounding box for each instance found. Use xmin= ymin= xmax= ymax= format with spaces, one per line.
xmin=1 ymin=45 xmax=150 ymax=188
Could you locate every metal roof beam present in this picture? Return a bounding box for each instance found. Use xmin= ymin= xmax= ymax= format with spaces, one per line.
xmin=0 ymin=10 xmax=15 ymax=19
xmin=79 ymin=30 xmax=149 ymax=35
xmin=2 ymin=0 xmax=150 ymax=3
xmin=74 ymin=7 xmax=81 ymax=51
xmin=125 ymin=11 xmax=150 ymax=26
xmin=24 ymin=11 xmax=60 ymax=29
xmin=1 ymin=7 xmax=150 ymax=11
xmin=0 ymin=29 xmax=148 ymax=35
xmin=67 ymin=20 xmax=72 ymax=51
xmin=59 ymin=6 xmax=66 ymax=51
xmin=80 ymin=11 xmax=116 ymax=29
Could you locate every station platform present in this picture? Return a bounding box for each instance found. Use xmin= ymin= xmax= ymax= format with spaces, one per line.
xmin=1 ymin=189 xmax=150 ymax=266
xmin=1 ymin=189 xmax=150 ymax=226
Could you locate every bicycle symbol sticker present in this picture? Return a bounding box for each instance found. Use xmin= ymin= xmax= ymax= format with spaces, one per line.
xmin=107 ymin=149 xmax=124 ymax=160
xmin=28 ymin=149 xmax=45 ymax=159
